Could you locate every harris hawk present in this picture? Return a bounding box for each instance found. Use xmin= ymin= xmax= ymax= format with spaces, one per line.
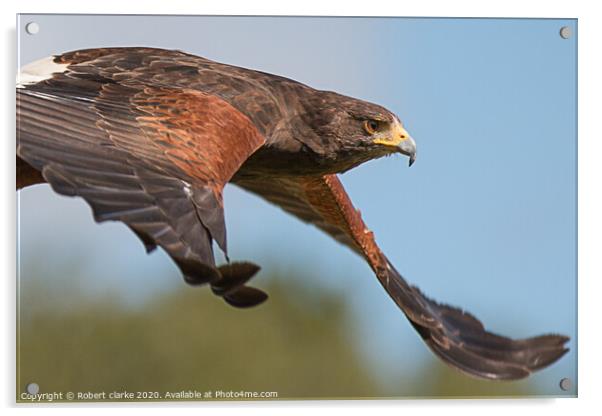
xmin=16 ymin=47 xmax=568 ymax=380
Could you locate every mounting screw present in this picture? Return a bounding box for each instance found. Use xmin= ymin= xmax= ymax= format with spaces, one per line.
xmin=25 ymin=22 xmax=40 ymax=35
xmin=559 ymin=377 xmax=572 ymax=391
xmin=26 ymin=382 xmax=39 ymax=395
xmin=559 ymin=26 xmax=571 ymax=39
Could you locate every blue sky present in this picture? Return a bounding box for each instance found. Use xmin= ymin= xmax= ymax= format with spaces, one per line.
xmin=17 ymin=15 xmax=577 ymax=395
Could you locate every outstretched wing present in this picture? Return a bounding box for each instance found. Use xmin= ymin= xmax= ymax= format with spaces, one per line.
xmin=235 ymin=174 xmax=569 ymax=380
xmin=17 ymin=57 xmax=268 ymax=305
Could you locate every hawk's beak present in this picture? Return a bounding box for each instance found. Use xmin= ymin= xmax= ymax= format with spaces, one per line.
xmin=398 ymin=135 xmax=417 ymax=167
xmin=373 ymin=121 xmax=417 ymax=166
xmin=393 ymin=122 xmax=416 ymax=167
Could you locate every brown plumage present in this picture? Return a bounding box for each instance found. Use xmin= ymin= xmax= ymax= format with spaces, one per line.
xmin=16 ymin=47 xmax=568 ymax=380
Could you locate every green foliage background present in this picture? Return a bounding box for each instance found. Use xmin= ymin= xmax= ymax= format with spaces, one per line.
xmin=18 ymin=264 xmax=536 ymax=402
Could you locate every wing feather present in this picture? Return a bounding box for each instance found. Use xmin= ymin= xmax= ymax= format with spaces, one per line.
xmin=235 ymin=174 xmax=569 ymax=380
xmin=17 ymin=54 xmax=266 ymax=291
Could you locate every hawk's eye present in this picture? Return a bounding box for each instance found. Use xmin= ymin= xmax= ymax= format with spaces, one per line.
xmin=364 ymin=119 xmax=381 ymax=135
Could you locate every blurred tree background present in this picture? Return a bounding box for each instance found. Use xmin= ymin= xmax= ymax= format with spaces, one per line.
xmin=16 ymin=15 xmax=577 ymax=402
xmin=17 ymin=260 xmax=536 ymax=402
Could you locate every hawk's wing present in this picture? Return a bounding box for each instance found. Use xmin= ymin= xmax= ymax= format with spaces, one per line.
xmin=17 ymin=62 xmax=269 ymax=306
xmin=235 ymin=174 xmax=570 ymax=380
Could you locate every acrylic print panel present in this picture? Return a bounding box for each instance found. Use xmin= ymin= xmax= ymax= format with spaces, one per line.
xmin=16 ymin=14 xmax=577 ymax=402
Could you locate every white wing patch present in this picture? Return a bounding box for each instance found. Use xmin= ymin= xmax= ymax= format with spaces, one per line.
xmin=17 ymin=56 xmax=69 ymax=89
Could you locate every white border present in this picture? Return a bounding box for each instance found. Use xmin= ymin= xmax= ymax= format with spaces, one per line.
xmin=2 ymin=1 xmax=600 ymax=415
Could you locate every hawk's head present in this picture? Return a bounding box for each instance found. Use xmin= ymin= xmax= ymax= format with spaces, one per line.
xmin=298 ymin=91 xmax=417 ymax=171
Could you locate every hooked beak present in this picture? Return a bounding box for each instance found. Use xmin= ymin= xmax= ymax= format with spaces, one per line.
xmin=398 ymin=135 xmax=417 ymax=167
xmin=372 ymin=120 xmax=417 ymax=166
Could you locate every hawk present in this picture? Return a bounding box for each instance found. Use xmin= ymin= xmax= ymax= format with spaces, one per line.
xmin=16 ymin=47 xmax=568 ymax=380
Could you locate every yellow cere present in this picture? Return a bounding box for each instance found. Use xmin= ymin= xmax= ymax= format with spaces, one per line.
xmin=373 ymin=122 xmax=411 ymax=147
